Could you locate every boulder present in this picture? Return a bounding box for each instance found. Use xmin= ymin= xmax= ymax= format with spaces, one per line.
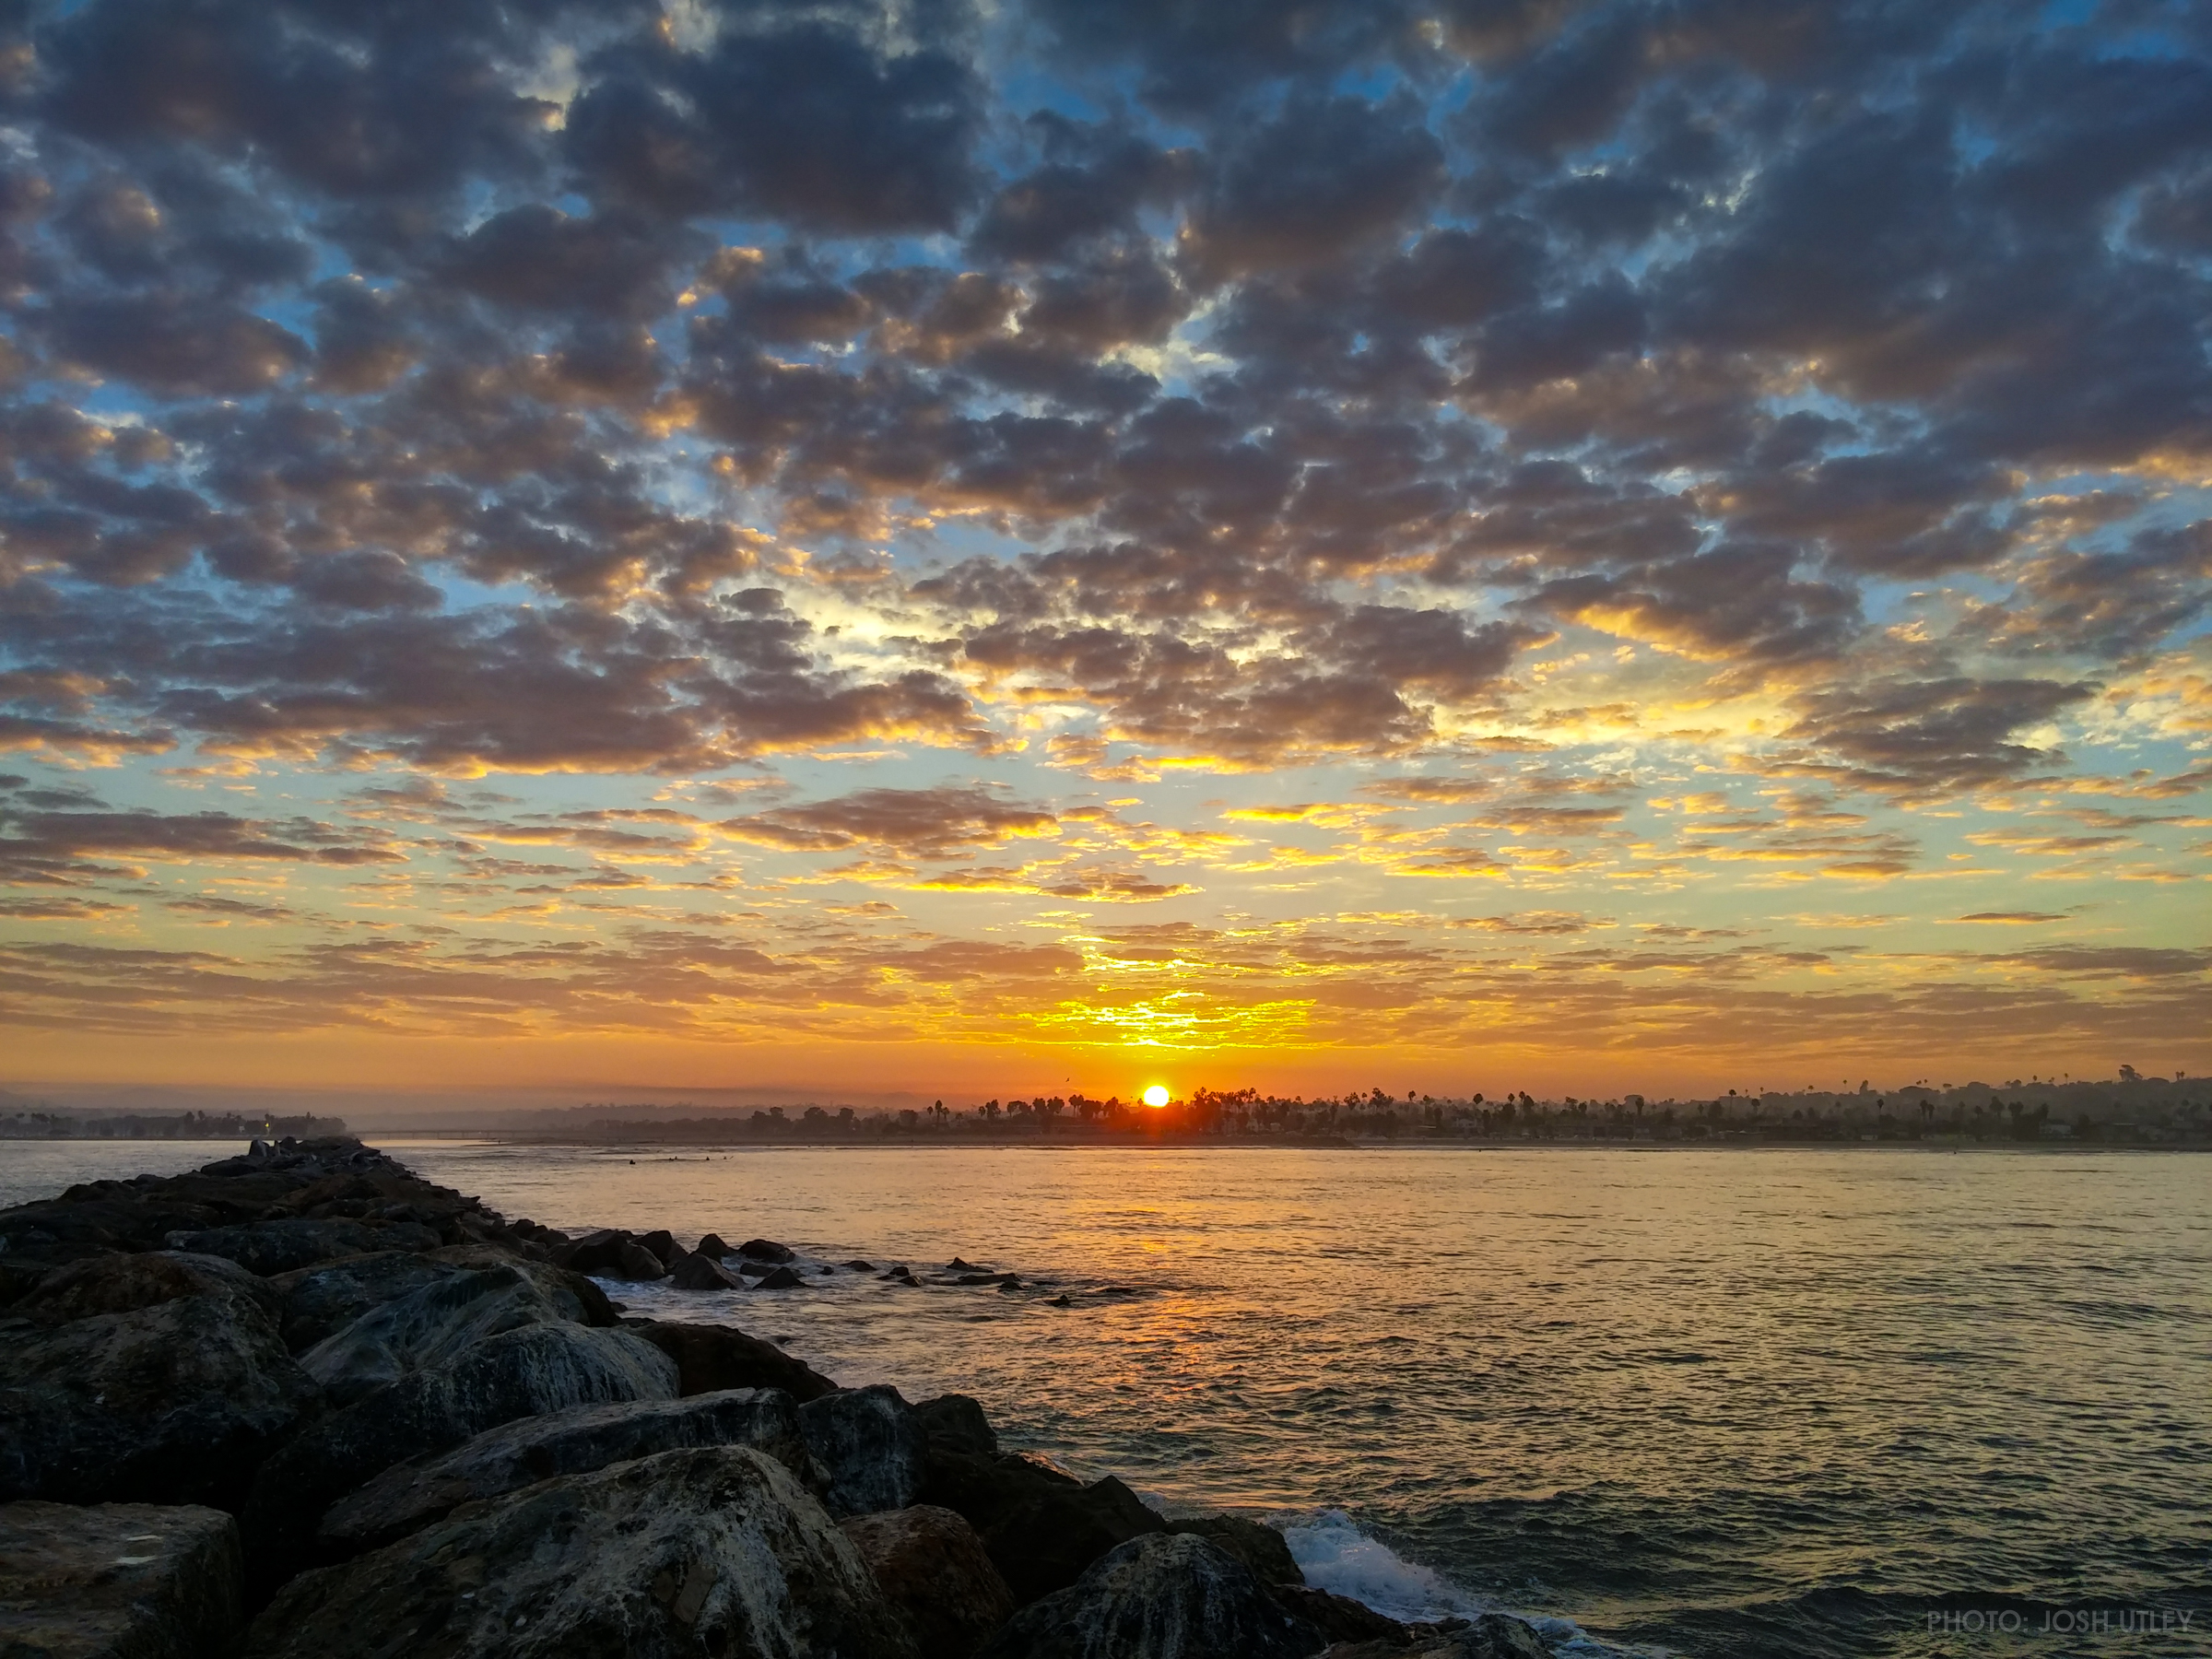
xmin=298 ymin=1265 xmax=577 ymax=1406
xmin=915 ymin=1393 xmax=997 ymax=1457
xmin=1269 ymin=1584 xmax=1405 ymax=1646
xmin=630 ymin=1320 xmax=838 ymax=1402
xmin=922 ymin=1451 xmax=1165 ymax=1606
xmin=268 ymin=1252 xmax=462 ymax=1352
xmin=423 ymin=1244 xmax=620 ymax=1326
xmin=669 ymin=1252 xmax=750 ymax=1292
xmin=553 ymin=1230 xmax=668 ymax=1281
xmin=799 ymin=1385 xmax=927 ymax=1516
xmin=753 ymin=1265 xmax=806 ymax=1289
xmin=1167 ymin=1514 xmax=1303 ymax=1586
xmin=241 ymin=1322 xmax=677 ymax=1591
xmin=637 ymin=1230 xmax=677 ymax=1265
xmin=613 ymin=1241 xmax=669 ymax=1280
xmin=737 ymin=1238 xmax=794 ymax=1264
xmin=0 ymin=1278 xmax=319 ymax=1511
xmin=843 ymin=1260 xmax=876 ymax=1272
xmin=163 ymin=1218 xmax=441 ymax=1277
xmin=0 ymin=1500 xmax=242 ymax=1659
xmin=245 ymin=1446 xmax=918 ymax=1659
xmin=975 ymin=1533 xmax=1319 ymax=1659
xmin=841 ymin=1504 xmax=1015 ymax=1659
xmin=321 ymin=1388 xmax=816 ymax=1556
xmin=696 ymin=1233 xmax=732 ymax=1259
xmin=13 ymin=1250 xmax=280 ymax=1329
xmin=551 ymin=1230 xmax=630 ymax=1275
xmin=1321 ymin=1616 xmax=1551 ymax=1659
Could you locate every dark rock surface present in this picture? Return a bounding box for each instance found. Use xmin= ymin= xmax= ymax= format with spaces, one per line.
xmin=267 ymin=1251 xmax=461 ymax=1352
xmin=799 ymin=1384 xmax=928 ymax=1516
xmin=320 ymin=1388 xmax=816 ymax=1556
xmin=241 ymin=1322 xmax=677 ymax=1589
xmin=245 ymin=1446 xmax=918 ymax=1659
xmin=298 ymin=1264 xmax=579 ymax=1406
xmin=923 ymin=1449 xmax=1167 ymax=1606
xmin=11 ymin=1249 xmax=279 ymax=1329
xmin=0 ymin=1499 xmax=242 ymax=1659
xmin=738 ymin=1238 xmax=795 ymax=1263
xmin=976 ymin=1532 xmax=1319 ymax=1659
xmin=1168 ymin=1513 xmax=1305 ymax=1587
xmin=552 ymin=1229 xmax=669 ymax=1281
xmin=696 ymin=1232 xmax=732 ymax=1259
xmin=164 ymin=1217 xmax=441 ymax=1277
xmin=915 ymin=1393 xmax=998 ymax=1457
xmin=423 ymin=1244 xmax=619 ymax=1326
xmin=669 ymin=1251 xmax=750 ymax=1291
xmin=1270 ymin=1583 xmax=1406 ymax=1646
xmin=0 ymin=1272 xmax=320 ymax=1510
xmin=1320 ymin=1615 xmax=1552 ymax=1659
xmin=752 ymin=1264 xmax=806 ymax=1288
xmin=0 ymin=1139 xmax=461 ymax=1269
xmin=630 ymin=1319 xmax=839 ymax=1402
xmin=841 ymin=1503 xmax=1015 ymax=1659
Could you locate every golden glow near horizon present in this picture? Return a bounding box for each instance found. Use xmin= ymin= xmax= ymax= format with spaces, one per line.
xmin=1142 ymin=1085 xmax=1172 ymax=1109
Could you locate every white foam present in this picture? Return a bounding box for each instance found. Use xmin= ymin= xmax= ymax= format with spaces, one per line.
xmin=1283 ymin=1509 xmax=1479 ymax=1622
xmin=1278 ymin=1510 xmax=1658 ymax=1658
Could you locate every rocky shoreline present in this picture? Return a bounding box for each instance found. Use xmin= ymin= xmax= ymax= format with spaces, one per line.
xmin=0 ymin=1137 xmax=1553 ymax=1659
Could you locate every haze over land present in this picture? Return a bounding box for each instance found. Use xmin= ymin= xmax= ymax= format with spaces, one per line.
xmin=0 ymin=0 xmax=2206 ymax=1097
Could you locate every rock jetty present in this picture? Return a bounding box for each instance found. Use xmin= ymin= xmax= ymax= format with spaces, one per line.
xmin=0 ymin=1138 xmax=1557 ymax=1658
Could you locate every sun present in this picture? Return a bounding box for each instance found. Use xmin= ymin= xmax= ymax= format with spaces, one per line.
xmin=1141 ymin=1084 xmax=1171 ymax=1108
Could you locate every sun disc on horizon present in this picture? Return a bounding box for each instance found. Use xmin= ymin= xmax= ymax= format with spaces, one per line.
xmin=1142 ymin=1084 xmax=1171 ymax=1108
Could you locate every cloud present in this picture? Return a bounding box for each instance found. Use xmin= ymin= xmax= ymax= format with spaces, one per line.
xmin=719 ymin=785 xmax=1058 ymax=858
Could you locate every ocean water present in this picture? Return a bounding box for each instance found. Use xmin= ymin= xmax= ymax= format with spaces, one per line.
xmin=16 ymin=1139 xmax=2210 ymax=1656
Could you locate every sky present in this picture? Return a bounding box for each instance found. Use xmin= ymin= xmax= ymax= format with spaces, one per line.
xmin=0 ymin=0 xmax=2207 ymax=1104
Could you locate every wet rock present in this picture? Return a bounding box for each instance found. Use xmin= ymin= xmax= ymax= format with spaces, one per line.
xmin=0 ymin=1275 xmax=319 ymax=1510
xmin=947 ymin=1257 xmax=986 ymax=1273
xmin=922 ymin=1451 xmax=1165 ymax=1606
xmin=956 ymin=1273 xmax=1015 ymax=1287
xmin=843 ymin=1260 xmax=877 ymax=1272
xmin=321 ymin=1388 xmax=815 ymax=1556
xmin=630 ymin=1319 xmax=838 ymax=1403
xmin=669 ymin=1252 xmax=750 ymax=1291
xmin=613 ymin=1241 xmax=669 ymax=1279
xmin=799 ymin=1385 xmax=927 ymax=1516
xmin=1321 ymin=1615 xmax=1550 ymax=1659
xmin=976 ymin=1533 xmax=1318 ymax=1659
xmin=244 ymin=1446 xmax=917 ymax=1659
xmin=753 ymin=1265 xmax=806 ymax=1289
xmin=1167 ymin=1513 xmax=1303 ymax=1586
xmin=163 ymin=1218 xmax=441 ymax=1277
xmin=0 ymin=1499 xmax=242 ymax=1659
xmin=300 ymin=1265 xmax=579 ymax=1406
xmin=241 ymin=1322 xmax=677 ymax=1591
xmin=268 ymin=1252 xmax=461 ymax=1353
xmin=841 ymin=1504 xmax=1015 ymax=1659
xmin=915 ymin=1393 xmax=997 ymax=1457
xmin=552 ymin=1230 xmax=668 ymax=1280
xmin=1048 ymin=1295 xmax=1072 ymax=1308
xmin=637 ymin=1230 xmax=677 ymax=1266
xmin=1269 ymin=1584 xmax=1404 ymax=1645
xmin=550 ymin=1229 xmax=629 ymax=1274
xmin=696 ymin=1232 xmax=732 ymax=1259
xmin=738 ymin=1238 xmax=795 ymax=1264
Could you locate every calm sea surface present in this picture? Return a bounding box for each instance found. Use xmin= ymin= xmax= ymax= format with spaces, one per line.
xmin=12 ymin=1140 xmax=2209 ymax=1657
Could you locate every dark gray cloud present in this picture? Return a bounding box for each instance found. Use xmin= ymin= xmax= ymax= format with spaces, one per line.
xmin=0 ymin=0 xmax=2201 ymax=818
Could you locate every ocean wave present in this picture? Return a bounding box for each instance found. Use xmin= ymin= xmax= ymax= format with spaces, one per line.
xmin=1280 ymin=1509 xmax=1663 ymax=1657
